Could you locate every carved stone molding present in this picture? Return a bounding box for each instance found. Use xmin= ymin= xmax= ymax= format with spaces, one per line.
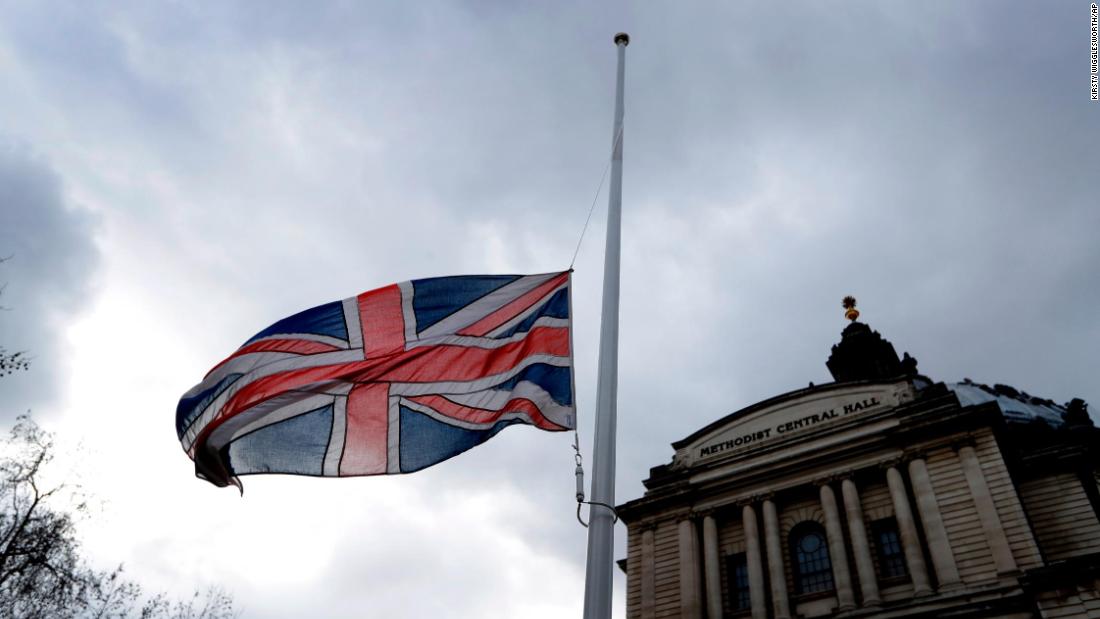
xmin=903 ymin=449 xmax=927 ymax=463
xmin=813 ymin=472 xmax=850 ymax=487
xmin=894 ymin=384 xmax=917 ymax=405
xmin=878 ymin=457 xmax=905 ymax=471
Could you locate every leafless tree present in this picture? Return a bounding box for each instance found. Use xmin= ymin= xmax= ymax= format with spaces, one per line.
xmin=0 ymin=416 xmax=89 ymax=618
xmin=0 ymin=256 xmax=31 ymax=377
xmin=0 ymin=418 xmax=238 ymax=619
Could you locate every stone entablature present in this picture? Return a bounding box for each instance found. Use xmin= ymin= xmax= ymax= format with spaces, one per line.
xmin=673 ymin=379 xmax=917 ymax=469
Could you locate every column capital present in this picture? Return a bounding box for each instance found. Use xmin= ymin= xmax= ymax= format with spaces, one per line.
xmin=836 ymin=469 xmax=857 ymax=483
xmin=692 ymin=508 xmax=716 ymax=520
xmin=736 ymin=493 xmax=771 ymax=507
xmin=878 ymin=457 xmax=905 ymax=471
xmin=737 ymin=500 xmax=758 ymax=515
xmin=676 ymin=511 xmax=698 ymax=524
xmin=951 ymin=437 xmax=977 ymax=452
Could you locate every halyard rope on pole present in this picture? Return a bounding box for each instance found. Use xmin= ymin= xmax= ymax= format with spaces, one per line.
xmin=567 ymin=120 xmax=624 ymax=527
xmin=568 ymin=125 xmax=624 ymax=270
xmin=568 ymin=121 xmax=624 ymax=528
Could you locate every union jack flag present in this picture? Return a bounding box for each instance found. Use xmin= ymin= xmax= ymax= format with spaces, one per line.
xmin=176 ymin=271 xmax=575 ymax=488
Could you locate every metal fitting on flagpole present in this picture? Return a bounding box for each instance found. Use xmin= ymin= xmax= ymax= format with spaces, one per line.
xmin=614 ymin=32 xmax=630 ymax=46
xmin=574 ymin=433 xmax=586 ymax=503
xmin=574 ymin=432 xmax=619 ymax=528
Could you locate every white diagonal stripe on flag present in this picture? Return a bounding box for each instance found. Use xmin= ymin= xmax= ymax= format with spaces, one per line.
xmin=442 ymin=380 xmax=574 ymax=429
xmin=412 ymin=272 xmax=560 ymax=343
xmin=484 ymin=280 xmax=568 ymax=338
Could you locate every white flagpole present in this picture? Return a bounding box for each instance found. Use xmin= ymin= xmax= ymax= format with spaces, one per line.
xmin=583 ymin=31 xmax=629 ymax=619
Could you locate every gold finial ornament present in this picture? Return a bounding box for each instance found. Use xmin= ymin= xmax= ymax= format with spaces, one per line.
xmin=842 ymin=296 xmax=860 ymax=321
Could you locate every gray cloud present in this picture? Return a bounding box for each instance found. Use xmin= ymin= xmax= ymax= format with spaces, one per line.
xmin=0 ymin=142 xmax=99 ymax=420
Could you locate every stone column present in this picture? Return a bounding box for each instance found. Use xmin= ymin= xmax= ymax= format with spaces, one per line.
xmin=640 ymin=527 xmax=656 ymax=619
xmin=840 ymin=478 xmax=882 ymax=607
xmin=885 ymin=465 xmax=933 ymax=595
xmin=907 ymin=457 xmax=962 ymax=588
xmin=762 ymin=499 xmax=792 ymax=619
xmin=743 ymin=504 xmax=768 ymax=619
xmin=957 ymin=444 xmax=1018 ymax=575
xmin=819 ymin=482 xmax=857 ymax=610
xmin=678 ymin=517 xmax=703 ymax=618
xmin=702 ymin=514 xmax=723 ymax=619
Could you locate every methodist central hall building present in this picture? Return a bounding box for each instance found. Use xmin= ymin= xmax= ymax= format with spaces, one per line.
xmin=617 ymin=301 xmax=1100 ymax=619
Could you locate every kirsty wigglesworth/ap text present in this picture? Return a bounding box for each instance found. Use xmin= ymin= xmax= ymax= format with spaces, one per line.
xmin=1091 ymin=3 xmax=1098 ymax=100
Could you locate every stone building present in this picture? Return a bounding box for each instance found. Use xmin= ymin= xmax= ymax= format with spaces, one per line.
xmin=617 ymin=301 xmax=1100 ymax=618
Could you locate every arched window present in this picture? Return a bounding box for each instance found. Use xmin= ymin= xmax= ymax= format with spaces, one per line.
xmin=790 ymin=521 xmax=834 ymax=594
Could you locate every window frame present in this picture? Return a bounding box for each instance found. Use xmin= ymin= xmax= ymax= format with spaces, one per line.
xmin=870 ymin=517 xmax=909 ymax=583
xmin=725 ymin=552 xmax=752 ymax=612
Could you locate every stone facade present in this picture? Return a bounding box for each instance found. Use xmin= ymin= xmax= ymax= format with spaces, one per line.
xmin=617 ymin=320 xmax=1100 ymax=618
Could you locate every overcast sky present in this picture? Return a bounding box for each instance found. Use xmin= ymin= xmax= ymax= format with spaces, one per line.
xmin=1 ymin=2 xmax=1097 ymax=617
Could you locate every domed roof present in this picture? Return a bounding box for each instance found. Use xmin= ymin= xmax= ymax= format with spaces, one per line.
xmin=948 ymin=379 xmax=1069 ymax=427
xmin=824 ymin=298 xmax=1089 ymax=429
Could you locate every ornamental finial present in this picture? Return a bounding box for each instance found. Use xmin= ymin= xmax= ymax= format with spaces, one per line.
xmin=842 ymin=296 xmax=860 ymax=321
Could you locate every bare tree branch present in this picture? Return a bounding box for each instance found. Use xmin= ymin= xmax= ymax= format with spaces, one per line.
xmin=0 ymin=416 xmax=238 ymax=618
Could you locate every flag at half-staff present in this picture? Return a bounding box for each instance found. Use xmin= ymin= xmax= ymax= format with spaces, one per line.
xmin=176 ymin=271 xmax=575 ymax=488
